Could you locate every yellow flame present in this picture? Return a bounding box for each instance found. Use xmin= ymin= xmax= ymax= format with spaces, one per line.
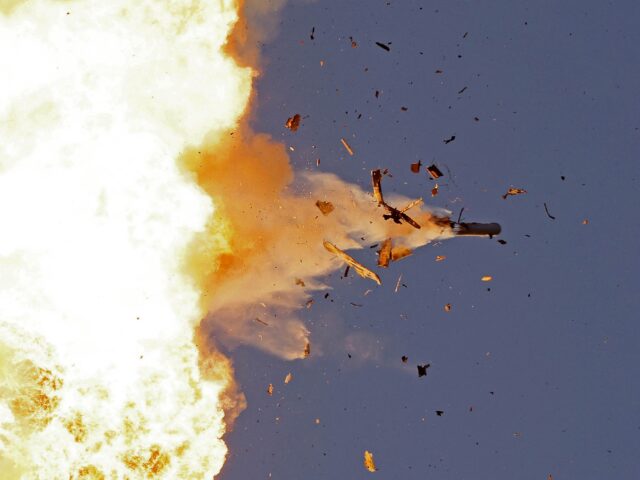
xmin=0 ymin=0 xmax=251 ymax=478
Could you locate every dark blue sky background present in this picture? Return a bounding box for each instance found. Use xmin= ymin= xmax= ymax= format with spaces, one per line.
xmin=219 ymin=1 xmax=639 ymax=478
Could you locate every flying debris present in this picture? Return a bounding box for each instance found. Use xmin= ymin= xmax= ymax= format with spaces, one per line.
xmin=377 ymin=238 xmax=392 ymax=268
xmin=303 ymin=342 xmax=311 ymax=358
xmin=502 ymin=187 xmax=527 ymax=199
xmin=401 ymin=356 xmax=408 ymax=363
xmin=426 ymin=164 xmax=443 ymax=179
xmin=284 ymin=373 xmax=293 ymax=384
xmin=481 ymin=276 xmax=493 ymax=282
xmin=435 ymin=255 xmax=446 ymax=262
xmin=410 ymin=160 xmax=422 ymax=173
xmin=417 ymin=364 xmax=431 ymax=377
xmin=435 ymin=410 xmax=444 ymax=416
xmin=375 ymin=41 xmax=390 ymax=51
xmin=391 ymin=245 xmax=412 ymax=262
xmin=543 ymin=202 xmax=556 ymax=220
xmin=340 ymin=138 xmax=354 ymax=156
xmin=323 ymin=240 xmax=381 ymax=285
xmin=267 ymin=383 xmax=274 ymax=396
xmin=371 ymin=169 xmax=422 ymax=229
xmin=285 ymin=113 xmax=301 ymax=131
xmin=394 ymin=274 xmax=403 ymax=293
xmin=364 ymin=450 xmax=378 ymax=472
xmin=444 ymin=303 xmax=452 ymax=312
xmin=315 ymin=200 xmax=335 ymax=215
xmin=451 ymin=222 xmax=502 ymax=237
xmin=443 ymin=135 xmax=456 ymax=144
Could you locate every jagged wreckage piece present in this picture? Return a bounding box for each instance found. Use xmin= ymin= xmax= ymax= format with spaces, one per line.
xmin=372 ymin=169 xmax=501 ymax=237
xmin=371 ymin=169 xmax=423 ymax=229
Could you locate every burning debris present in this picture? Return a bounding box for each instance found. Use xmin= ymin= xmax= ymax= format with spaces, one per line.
xmin=502 ymin=187 xmax=527 ymax=199
xmin=285 ymin=113 xmax=301 ymax=131
xmin=324 ymin=241 xmax=381 ymax=285
xmin=410 ymin=160 xmax=422 ymax=173
xmin=444 ymin=303 xmax=452 ymax=312
xmin=481 ymin=276 xmax=493 ymax=282
xmin=315 ymin=200 xmax=335 ymax=215
xmin=284 ymin=373 xmax=293 ymax=384
xmin=363 ymin=450 xmax=378 ymax=472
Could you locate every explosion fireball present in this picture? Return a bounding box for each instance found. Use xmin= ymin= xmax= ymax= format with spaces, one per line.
xmin=0 ymin=1 xmax=456 ymax=478
xmin=0 ymin=1 xmax=250 ymax=477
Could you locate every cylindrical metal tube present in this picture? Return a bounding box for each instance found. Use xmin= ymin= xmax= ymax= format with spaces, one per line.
xmin=452 ymin=222 xmax=502 ymax=237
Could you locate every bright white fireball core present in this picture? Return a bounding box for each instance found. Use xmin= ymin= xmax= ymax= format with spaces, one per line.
xmin=0 ymin=0 xmax=250 ymax=478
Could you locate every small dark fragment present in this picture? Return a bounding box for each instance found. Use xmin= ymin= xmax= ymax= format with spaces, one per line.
xmin=435 ymin=410 xmax=444 ymax=416
xmin=350 ymin=302 xmax=363 ymax=307
xmin=458 ymin=86 xmax=468 ymax=94
xmin=417 ymin=363 xmax=431 ymax=377
xmin=463 ymin=31 xmax=469 ymax=38
xmin=343 ymin=265 xmax=350 ymax=278
xmin=255 ymin=317 xmax=269 ymax=326
xmin=443 ymin=135 xmax=456 ymax=144
xmin=561 ymin=176 xmax=566 ymax=181
xmin=295 ymin=278 xmax=306 ymax=287
xmin=401 ymin=356 xmax=408 ymax=363
xmin=435 ymin=69 xmax=443 ymax=74
xmin=497 ymin=239 xmax=507 ymax=245
xmin=474 ymin=116 xmax=480 ymax=121
xmin=315 ymin=200 xmax=335 ymax=215
xmin=310 ymin=27 xmax=315 ymax=40
xmin=375 ymin=90 xmax=380 ymax=98
xmin=501 ymin=187 xmax=527 ymax=199
xmin=285 ymin=114 xmax=301 ymax=132
xmin=410 ymin=160 xmax=422 ymax=173
xmin=349 ymin=36 xmax=357 ymax=48
xmin=400 ymin=106 xmax=408 ymax=111
xmin=426 ymin=164 xmax=443 ymax=179
xmin=543 ymin=202 xmax=556 ymax=220
xmin=375 ymin=41 xmax=390 ymax=51
xmin=324 ymin=293 xmax=330 ymax=299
